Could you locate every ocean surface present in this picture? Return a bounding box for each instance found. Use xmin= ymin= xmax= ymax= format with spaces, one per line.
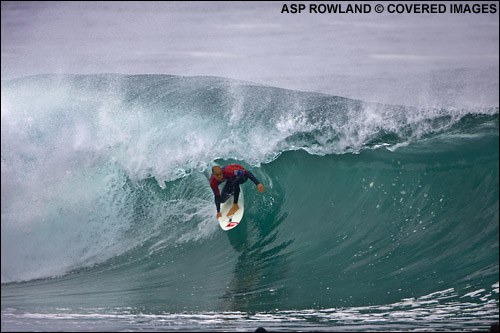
xmin=1 ymin=73 xmax=498 ymax=331
xmin=2 ymin=2 xmax=499 ymax=331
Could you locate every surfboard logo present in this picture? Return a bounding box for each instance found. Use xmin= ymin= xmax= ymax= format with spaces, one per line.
xmin=226 ymin=221 xmax=239 ymax=228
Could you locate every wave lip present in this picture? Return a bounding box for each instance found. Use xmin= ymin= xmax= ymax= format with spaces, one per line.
xmin=2 ymin=74 xmax=497 ymax=182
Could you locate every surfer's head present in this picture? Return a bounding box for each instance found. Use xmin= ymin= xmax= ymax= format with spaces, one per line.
xmin=212 ymin=166 xmax=224 ymax=181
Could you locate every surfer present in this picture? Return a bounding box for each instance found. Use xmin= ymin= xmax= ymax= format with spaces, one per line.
xmin=210 ymin=165 xmax=265 ymax=218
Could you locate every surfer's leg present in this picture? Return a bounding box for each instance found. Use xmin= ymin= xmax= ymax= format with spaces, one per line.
xmin=232 ymin=175 xmax=248 ymax=185
xmin=220 ymin=181 xmax=234 ymax=203
xmin=232 ymin=175 xmax=247 ymax=204
xmin=222 ymin=175 xmax=247 ymax=204
xmin=233 ymin=183 xmax=241 ymax=204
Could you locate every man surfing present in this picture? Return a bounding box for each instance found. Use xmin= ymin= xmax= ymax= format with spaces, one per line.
xmin=210 ymin=164 xmax=265 ymax=218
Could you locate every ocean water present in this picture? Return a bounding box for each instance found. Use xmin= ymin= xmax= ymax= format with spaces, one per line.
xmin=1 ymin=74 xmax=498 ymax=331
xmin=2 ymin=2 xmax=499 ymax=331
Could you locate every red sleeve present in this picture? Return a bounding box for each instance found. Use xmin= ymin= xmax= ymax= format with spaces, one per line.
xmin=210 ymin=176 xmax=220 ymax=196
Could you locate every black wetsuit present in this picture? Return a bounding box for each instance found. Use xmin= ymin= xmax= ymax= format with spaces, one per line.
xmin=210 ymin=165 xmax=260 ymax=213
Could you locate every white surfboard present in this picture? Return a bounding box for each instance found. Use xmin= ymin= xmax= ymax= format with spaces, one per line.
xmin=218 ymin=190 xmax=244 ymax=231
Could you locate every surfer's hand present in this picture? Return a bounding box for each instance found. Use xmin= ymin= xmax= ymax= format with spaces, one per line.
xmin=257 ymin=184 xmax=265 ymax=193
xmin=216 ymin=212 xmax=222 ymax=218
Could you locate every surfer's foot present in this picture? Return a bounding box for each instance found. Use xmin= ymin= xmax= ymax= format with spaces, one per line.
xmin=227 ymin=204 xmax=239 ymax=217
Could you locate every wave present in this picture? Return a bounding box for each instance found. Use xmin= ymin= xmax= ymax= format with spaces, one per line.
xmin=1 ymin=74 xmax=498 ymax=316
xmin=2 ymin=74 xmax=497 ymax=183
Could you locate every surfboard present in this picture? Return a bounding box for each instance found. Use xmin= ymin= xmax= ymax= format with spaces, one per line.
xmin=218 ymin=190 xmax=244 ymax=231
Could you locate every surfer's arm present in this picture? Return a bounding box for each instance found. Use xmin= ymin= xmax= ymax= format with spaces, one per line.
xmin=245 ymin=171 xmax=265 ymax=193
xmin=210 ymin=178 xmax=222 ymax=212
xmin=245 ymin=171 xmax=260 ymax=186
xmin=214 ymin=194 xmax=221 ymax=212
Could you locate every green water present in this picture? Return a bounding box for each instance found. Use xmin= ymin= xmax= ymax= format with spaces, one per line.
xmin=2 ymin=74 xmax=498 ymax=331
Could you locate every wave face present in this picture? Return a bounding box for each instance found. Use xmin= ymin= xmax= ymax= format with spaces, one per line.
xmin=1 ymin=74 xmax=498 ymax=330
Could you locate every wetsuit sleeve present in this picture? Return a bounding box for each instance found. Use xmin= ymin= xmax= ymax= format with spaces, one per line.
xmin=210 ymin=176 xmax=221 ymax=212
xmin=245 ymin=171 xmax=260 ymax=186
xmin=214 ymin=195 xmax=221 ymax=212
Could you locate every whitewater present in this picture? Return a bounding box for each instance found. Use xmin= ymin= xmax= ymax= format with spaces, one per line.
xmin=1 ymin=73 xmax=498 ymax=331
xmin=1 ymin=2 xmax=499 ymax=332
